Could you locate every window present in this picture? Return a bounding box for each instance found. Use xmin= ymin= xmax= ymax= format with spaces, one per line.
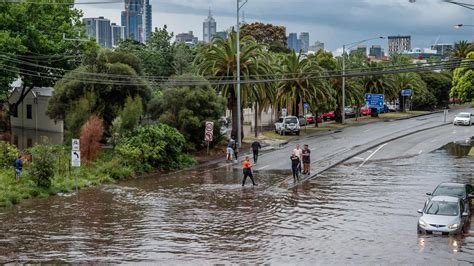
xmin=13 ymin=135 xmax=18 ymax=147
xmin=27 ymin=138 xmax=32 ymax=148
xmin=12 ymin=105 xmax=18 ymax=118
xmin=26 ymin=104 xmax=32 ymax=119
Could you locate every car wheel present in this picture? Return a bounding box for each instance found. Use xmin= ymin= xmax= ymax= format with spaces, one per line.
xmin=296 ymin=131 xmax=300 ymax=136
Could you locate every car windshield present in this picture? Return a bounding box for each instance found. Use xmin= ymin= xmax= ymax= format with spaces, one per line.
xmin=285 ymin=117 xmax=298 ymax=124
xmin=456 ymin=113 xmax=470 ymax=118
xmin=425 ymin=201 xmax=458 ymax=216
xmin=432 ymin=186 xmax=466 ymax=198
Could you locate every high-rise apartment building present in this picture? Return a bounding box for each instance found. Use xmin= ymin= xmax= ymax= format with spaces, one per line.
xmin=143 ymin=0 xmax=152 ymax=42
xmin=299 ymin=32 xmax=309 ymax=53
xmin=83 ymin=17 xmax=112 ymax=48
xmin=431 ymin=43 xmax=453 ymax=58
xmin=309 ymin=41 xmax=324 ymax=52
xmin=175 ymin=31 xmax=199 ymax=45
xmin=121 ymin=0 xmax=152 ymax=43
xmin=288 ymin=33 xmax=298 ymax=51
xmin=369 ymin=45 xmax=384 ymax=58
xmin=353 ymin=45 xmax=367 ymax=55
xmin=388 ymin=35 xmax=411 ymax=54
xmin=214 ymin=31 xmax=228 ymax=40
xmin=111 ymin=23 xmax=126 ymax=47
xmin=203 ymin=9 xmax=217 ymax=43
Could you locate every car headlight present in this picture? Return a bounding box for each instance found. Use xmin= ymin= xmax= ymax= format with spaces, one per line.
xmin=419 ymin=219 xmax=427 ymax=227
xmin=448 ymin=224 xmax=459 ymax=229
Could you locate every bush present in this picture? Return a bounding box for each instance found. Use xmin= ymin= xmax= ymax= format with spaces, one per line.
xmin=0 ymin=141 xmax=18 ymax=168
xmin=28 ymin=145 xmax=56 ymax=189
xmin=80 ymin=115 xmax=104 ymax=163
xmin=116 ymin=123 xmax=193 ymax=171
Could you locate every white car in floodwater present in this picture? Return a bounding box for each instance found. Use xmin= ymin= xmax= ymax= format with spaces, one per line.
xmin=453 ymin=112 xmax=473 ymax=126
xmin=417 ymin=196 xmax=470 ymax=235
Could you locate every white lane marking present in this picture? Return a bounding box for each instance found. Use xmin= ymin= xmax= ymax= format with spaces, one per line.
xmin=256 ymin=165 xmax=270 ymax=171
xmin=366 ymin=150 xmax=373 ymax=153
xmin=363 ymin=129 xmax=370 ymax=133
xmin=418 ymin=150 xmax=423 ymax=155
xmin=430 ymin=138 xmax=437 ymax=143
xmin=354 ymin=156 xmax=365 ymax=160
xmin=359 ymin=143 xmax=388 ymax=168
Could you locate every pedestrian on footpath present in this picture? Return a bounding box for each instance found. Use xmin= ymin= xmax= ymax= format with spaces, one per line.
xmin=302 ymin=144 xmax=311 ymax=175
xmin=226 ymin=143 xmax=233 ymax=161
xmin=14 ymin=155 xmax=23 ymax=180
xmin=251 ymin=140 xmax=262 ymax=163
xmin=293 ymin=144 xmax=303 ymax=174
xmin=290 ymin=152 xmax=301 ymax=182
xmin=230 ymin=136 xmax=238 ymax=161
xmin=242 ymin=156 xmax=257 ymax=186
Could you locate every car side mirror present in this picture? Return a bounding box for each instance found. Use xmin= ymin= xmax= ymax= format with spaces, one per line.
xmin=417 ymin=209 xmax=423 ymax=214
xmin=462 ymin=212 xmax=469 ymax=217
xmin=426 ymin=192 xmax=432 ymax=196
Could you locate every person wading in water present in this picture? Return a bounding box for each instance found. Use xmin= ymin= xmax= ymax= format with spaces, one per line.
xmin=242 ymin=156 xmax=257 ymax=186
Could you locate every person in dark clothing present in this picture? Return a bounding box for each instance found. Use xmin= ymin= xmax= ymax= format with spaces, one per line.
xmin=231 ymin=137 xmax=238 ymax=161
xmin=251 ymin=141 xmax=262 ymax=163
xmin=242 ymin=156 xmax=257 ymax=186
xmin=14 ymin=155 xmax=23 ymax=180
xmin=302 ymin=144 xmax=311 ymax=175
xmin=290 ymin=153 xmax=301 ymax=182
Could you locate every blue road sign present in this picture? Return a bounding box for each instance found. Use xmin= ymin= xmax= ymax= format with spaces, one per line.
xmin=401 ymin=89 xmax=412 ymax=97
xmin=303 ymin=102 xmax=310 ymax=109
xmin=365 ymin=93 xmax=384 ymax=108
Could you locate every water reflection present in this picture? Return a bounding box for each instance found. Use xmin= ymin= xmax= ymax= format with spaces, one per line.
xmin=0 ymin=146 xmax=473 ymax=263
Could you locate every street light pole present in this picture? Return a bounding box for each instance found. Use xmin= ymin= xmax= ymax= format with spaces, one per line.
xmin=454 ymin=24 xmax=474 ymax=28
xmin=236 ymin=0 xmax=248 ymax=149
xmin=341 ymin=36 xmax=384 ymax=124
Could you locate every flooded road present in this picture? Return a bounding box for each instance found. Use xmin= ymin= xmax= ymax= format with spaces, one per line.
xmin=1 ymin=143 xmax=474 ymax=264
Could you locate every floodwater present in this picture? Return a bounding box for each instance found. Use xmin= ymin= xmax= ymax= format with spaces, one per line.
xmin=1 ymin=143 xmax=473 ymax=264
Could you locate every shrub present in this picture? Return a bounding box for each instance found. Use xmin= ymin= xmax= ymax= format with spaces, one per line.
xmin=28 ymin=145 xmax=56 ymax=189
xmin=0 ymin=141 xmax=18 ymax=168
xmin=80 ymin=115 xmax=104 ymax=163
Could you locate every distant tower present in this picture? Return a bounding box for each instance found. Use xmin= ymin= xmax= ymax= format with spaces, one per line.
xmin=121 ymin=0 xmax=145 ymax=43
xmin=143 ymin=0 xmax=152 ymax=42
xmin=203 ymin=8 xmax=217 ymax=43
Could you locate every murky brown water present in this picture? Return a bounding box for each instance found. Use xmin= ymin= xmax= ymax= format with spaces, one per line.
xmin=1 ymin=143 xmax=473 ymax=264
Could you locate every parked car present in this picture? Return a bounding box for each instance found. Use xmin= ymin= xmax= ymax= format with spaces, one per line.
xmin=386 ymin=103 xmax=399 ymax=112
xmin=322 ymin=111 xmax=335 ymax=121
xmin=344 ymin=107 xmax=357 ymax=118
xmin=417 ymin=196 xmax=469 ymax=235
xmin=305 ymin=113 xmax=315 ymax=124
xmin=426 ymin=182 xmax=474 ymax=212
xmin=360 ymin=107 xmax=371 ymax=116
xmin=298 ymin=115 xmax=308 ymax=126
xmin=274 ymin=116 xmax=300 ymax=135
xmin=453 ymin=112 xmax=473 ymax=126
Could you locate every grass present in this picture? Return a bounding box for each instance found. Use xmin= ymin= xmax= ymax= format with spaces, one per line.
xmin=380 ymin=111 xmax=430 ymax=119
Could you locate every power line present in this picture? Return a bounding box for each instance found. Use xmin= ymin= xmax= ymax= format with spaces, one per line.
xmin=0 ymin=0 xmax=123 ymax=5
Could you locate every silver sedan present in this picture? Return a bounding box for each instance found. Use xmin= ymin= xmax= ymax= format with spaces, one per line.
xmin=417 ymin=196 xmax=470 ymax=235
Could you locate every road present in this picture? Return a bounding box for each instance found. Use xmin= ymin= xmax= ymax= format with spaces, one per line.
xmin=0 ymin=108 xmax=473 ymax=264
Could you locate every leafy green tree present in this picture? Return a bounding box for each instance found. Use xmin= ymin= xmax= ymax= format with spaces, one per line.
xmin=450 ymin=52 xmax=474 ymax=102
xmin=0 ymin=141 xmax=19 ymax=168
xmin=419 ymin=71 xmax=452 ymax=107
xmin=0 ymin=2 xmax=96 ymax=114
xmin=148 ymin=74 xmax=226 ymax=151
xmin=119 ymin=96 xmax=143 ymax=133
xmin=195 ymin=32 xmax=270 ymax=140
xmin=28 ymin=144 xmax=56 ymax=189
xmin=64 ymin=93 xmax=95 ymax=142
xmin=173 ymin=43 xmax=195 ymax=75
xmin=47 ymin=49 xmax=151 ymax=130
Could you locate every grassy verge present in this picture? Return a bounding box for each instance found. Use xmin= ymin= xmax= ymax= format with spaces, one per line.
xmin=380 ymin=111 xmax=430 ymax=119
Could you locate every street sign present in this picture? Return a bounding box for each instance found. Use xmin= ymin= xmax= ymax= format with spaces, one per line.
xmin=282 ymin=108 xmax=287 ymax=117
xmin=71 ymin=150 xmax=81 ymax=167
xmin=365 ymin=93 xmax=384 ymax=108
xmin=401 ymin=89 xmax=412 ymax=97
xmin=303 ymin=102 xmax=310 ymax=110
xmin=204 ymin=121 xmax=214 ymax=142
xmin=72 ymin=139 xmax=80 ymax=151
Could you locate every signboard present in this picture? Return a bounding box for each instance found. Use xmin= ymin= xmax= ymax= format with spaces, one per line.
xmin=72 ymin=139 xmax=80 ymax=151
xmin=71 ymin=150 xmax=81 ymax=167
xmin=365 ymin=93 xmax=384 ymax=108
xmin=282 ymin=108 xmax=287 ymax=117
xmin=303 ymin=102 xmax=310 ymax=110
xmin=204 ymin=121 xmax=214 ymax=142
xmin=401 ymin=89 xmax=412 ymax=97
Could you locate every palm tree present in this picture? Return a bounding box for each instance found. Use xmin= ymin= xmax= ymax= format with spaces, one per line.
xmin=275 ymin=52 xmax=332 ymax=117
xmin=451 ymin=40 xmax=474 ymax=59
xmin=386 ymin=72 xmax=426 ymax=112
xmin=194 ymin=32 xmax=270 ymax=140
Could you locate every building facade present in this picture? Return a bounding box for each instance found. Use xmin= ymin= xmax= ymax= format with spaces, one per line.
xmin=83 ymin=17 xmax=112 ymax=48
xmin=287 ymin=33 xmax=298 ymax=51
xmin=203 ymin=9 xmax=217 ymax=43
xmin=431 ymin=43 xmax=454 ymax=58
xmin=121 ymin=0 xmax=143 ymax=42
xmin=175 ymin=31 xmax=199 ymax=45
xmin=388 ymin=35 xmax=411 ymax=54
xmin=214 ymin=31 xmax=228 ymax=40
xmin=143 ymin=0 xmax=152 ymax=42
xmin=354 ymin=45 xmax=367 ymax=55
xmin=309 ymin=41 xmax=324 ymax=52
xmin=369 ymin=45 xmax=384 ymax=58
xmin=299 ymin=32 xmax=309 ymax=53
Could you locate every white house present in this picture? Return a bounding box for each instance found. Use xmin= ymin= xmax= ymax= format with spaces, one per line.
xmin=9 ymin=81 xmax=63 ymax=149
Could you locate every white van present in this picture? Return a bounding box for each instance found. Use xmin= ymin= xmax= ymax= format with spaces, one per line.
xmin=274 ymin=116 xmax=301 ymax=135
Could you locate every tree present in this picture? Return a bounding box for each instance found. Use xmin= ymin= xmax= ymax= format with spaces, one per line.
xmin=80 ymin=115 xmax=104 ymax=163
xmin=119 ymin=96 xmax=143 ymax=133
xmin=0 ymin=2 xmax=96 ymax=116
xmin=451 ymin=41 xmax=474 ymax=60
xmin=195 ymin=32 xmax=270 ymax=140
xmin=173 ymin=43 xmax=195 ymax=75
xmin=419 ymin=71 xmax=452 ymax=107
xmin=148 ymin=74 xmax=226 ymax=151
xmin=47 ymin=49 xmax=151 ymax=130
xmin=240 ymin=22 xmax=287 ymax=53
xmin=450 ymin=52 xmax=474 ymax=103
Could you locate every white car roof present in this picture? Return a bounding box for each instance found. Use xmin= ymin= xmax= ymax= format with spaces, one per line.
xmin=456 ymin=112 xmax=471 ymax=116
xmin=430 ymin=196 xmax=459 ymax=203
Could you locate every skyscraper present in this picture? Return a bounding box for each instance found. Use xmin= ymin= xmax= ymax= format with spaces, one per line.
xmin=369 ymin=45 xmax=383 ymax=58
xmin=121 ymin=0 xmax=150 ymax=43
xmin=299 ymin=32 xmax=309 ymax=53
xmin=83 ymin=17 xmax=112 ymax=48
xmin=143 ymin=0 xmax=152 ymax=42
xmin=203 ymin=9 xmax=216 ymax=43
xmin=388 ymin=35 xmax=411 ymax=54
xmin=309 ymin=41 xmax=324 ymax=52
xmin=288 ymin=33 xmax=298 ymax=51
xmin=111 ymin=23 xmax=126 ymax=47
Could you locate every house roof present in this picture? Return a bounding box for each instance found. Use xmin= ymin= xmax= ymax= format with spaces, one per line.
xmin=10 ymin=79 xmax=54 ymax=97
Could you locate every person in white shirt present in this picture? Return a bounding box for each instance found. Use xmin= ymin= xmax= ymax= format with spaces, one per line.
xmin=292 ymin=144 xmax=303 ymax=174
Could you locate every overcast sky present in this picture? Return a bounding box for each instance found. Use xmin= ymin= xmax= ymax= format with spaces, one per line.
xmin=78 ymin=0 xmax=473 ymax=53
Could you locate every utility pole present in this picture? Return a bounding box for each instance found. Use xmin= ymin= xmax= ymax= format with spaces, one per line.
xmin=236 ymin=0 xmax=248 ymax=148
xmin=63 ymin=29 xmax=88 ymax=66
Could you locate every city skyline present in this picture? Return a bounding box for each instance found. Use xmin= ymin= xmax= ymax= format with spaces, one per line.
xmin=77 ymin=0 xmax=472 ymax=53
